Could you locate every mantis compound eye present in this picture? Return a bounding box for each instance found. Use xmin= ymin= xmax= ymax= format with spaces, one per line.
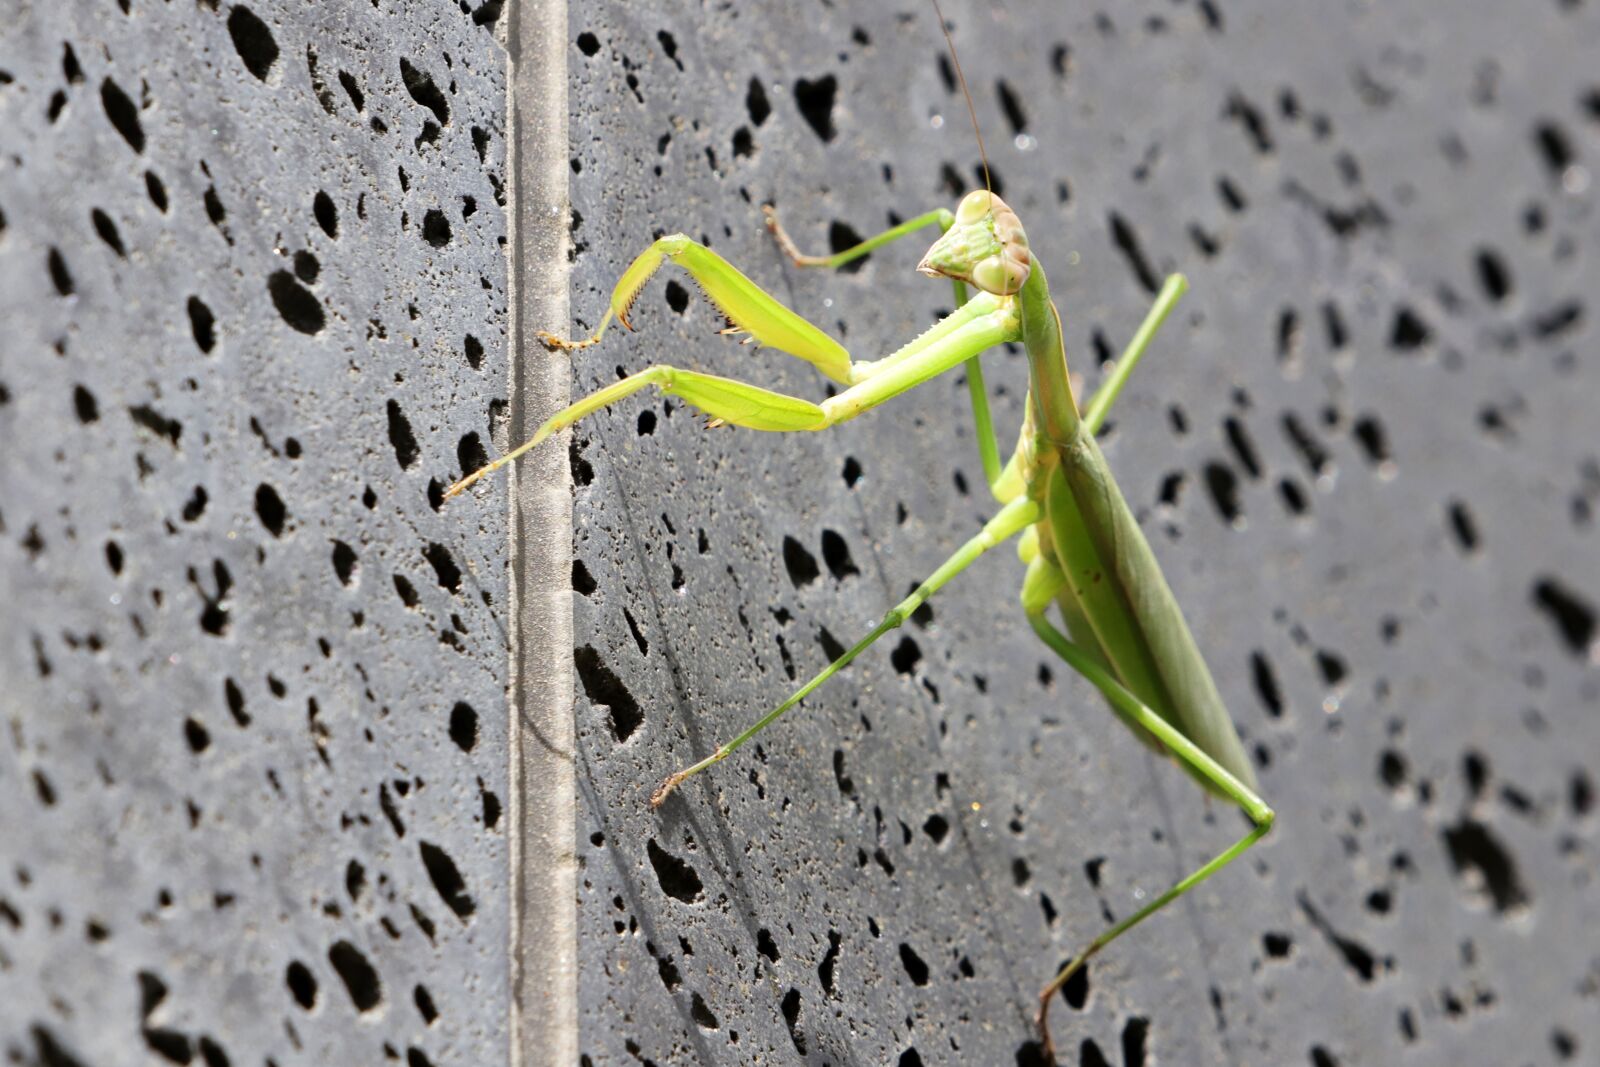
xmin=955 ymin=190 xmax=997 ymax=225
xmin=972 ymin=254 xmax=1029 ymax=296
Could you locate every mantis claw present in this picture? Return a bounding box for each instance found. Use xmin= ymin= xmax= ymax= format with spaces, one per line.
xmin=649 ymin=772 xmax=686 ymax=808
xmin=763 ymin=203 xmax=821 ymax=268
xmin=1035 ymin=991 xmax=1056 ymax=1065
xmin=535 ymin=329 xmax=596 ymax=351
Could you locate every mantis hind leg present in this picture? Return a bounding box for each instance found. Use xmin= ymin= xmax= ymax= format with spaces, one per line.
xmin=651 ymin=497 xmax=1041 ymax=806
xmin=1023 ymin=607 xmax=1273 ymax=1063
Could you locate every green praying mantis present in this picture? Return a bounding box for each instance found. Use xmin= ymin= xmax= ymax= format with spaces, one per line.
xmin=447 ymin=9 xmax=1274 ymax=1059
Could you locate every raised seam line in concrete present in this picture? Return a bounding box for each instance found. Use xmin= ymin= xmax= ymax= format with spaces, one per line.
xmin=506 ymin=0 xmax=575 ymax=1063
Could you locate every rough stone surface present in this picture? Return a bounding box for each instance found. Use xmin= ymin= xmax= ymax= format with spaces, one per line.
xmin=567 ymin=3 xmax=1599 ymax=1065
xmin=0 ymin=3 xmax=512 ymax=1065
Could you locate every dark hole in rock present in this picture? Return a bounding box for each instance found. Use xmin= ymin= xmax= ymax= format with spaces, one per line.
xmin=820 ymin=529 xmax=859 ymax=579
xmin=423 ymin=543 xmax=461 ymax=592
xmin=571 ymin=558 xmax=596 ymax=596
xmin=227 ymin=6 xmax=280 ymax=81
xmin=646 ymin=838 xmax=704 ymax=903
xmin=443 ymin=703 xmax=478 ymax=756
xmin=187 ymin=296 xmax=216 ymax=353
xmin=143 ymin=1027 xmax=191 ymax=1063
xmin=267 ymin=271 xmax=324 ymax=334
xmin=387 ymin=399 xmax=420 ymax=469
xmin=690 ymin=991 xmax=719 ymax=1029
xmin=254 ymin=483 xmax=287 ymax=537
xmin=129 ymin=404 xmax=181 ymax=447
xmin=1108 ymin=211 xmax=1159 ymax=294
xmin=897 ymin=942 xmax=929 ymax=985
xmin=746 ymin=77 xmax=771 ymax=125
xmin=757 ymin=927 xmax=781 ymax=962
xmin=1474 ymin=247 xmax=1510 ymax=301
xmin=1121 ymin=1016 xmax=1150 ymax=1067
xmin=1531 ymin=576 xmax=1595 ymax=655
xmin=414 ymin=983 xmax=438 ymax=1024
xmin=1250 ymin=651 xmax=1283 ymax=717
xmin=828 ymin=220 xmax=866 ymax=273
xmin=286 ymin=960 xmax=317 ymax=1009
xmin=47 ymin=247 xmax=74 ymax=296
xmin=1389 ymin=306 xmax=1430 ymax=350
xmin=100 ymin=77 xmax=143 ymax=152
xmin=1447 ymin=499 xmax=1479 ymax=553
xmin=794 ymin=74 xmax=838 ymax=142
xmin=782 ymin=535 xmax=820 ymax=587
xmin=184 ymin=717 xmax=210 ymax=753
xmin=399 ymin=58 xmax=449 ymax=125
xmin=1443 ymin=818 xmax=1529 ymax=914
xmin=328 ymin=939 xmax=383 ymax=1012
xmin=419 ymin=841 xmax=475 ymax=919
xmin=996 ymin=78 xmax=1028 ymax=133
xmin=313 ymin=190 xmax=338 ymax=237
xmin=1203 ymin=461 xmax=1242 ymax=525
xmin=293 ymin=250 xmax=319 ymax=283
xmin=224 ymin=678 xmax=248 ymax=726
xmin=331 ymin=540 xmax=357 ymax=586
xmin=72 ymin=384 xmax=98 ymax=423
xmin=889 ymin=635 xmax=921 ymax=675
xmin=90 ymin=208 xmax=126 ymax=256
xmin=393 ymin=573 xmax=421 ymax=609
xmin=457 ymin=432 xmax=489 ymax=478
xmin=1060 ymin=960 xmax=1089 ymax=1008
xmin=146 ymin=170 xmax=168 ymax=211
xmin=1534 ymin=120 xmax=1573 ymax=176
xmin=1297 ymin=891 xmax=1378 ymax=982
xmin=781 ymin=987 xmax=806 ymax=1055
xmin=574 ymin=645 xmax=642 ymax=741
xmin=657 ymin=30 xmax=681 ymax=70
xmin=422 ymin=209 xmax=452 ymax=247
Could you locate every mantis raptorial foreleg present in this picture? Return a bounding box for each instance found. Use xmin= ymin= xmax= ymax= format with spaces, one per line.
xmin=1024 ymin=609 xmax=1274 ymax=1063
xmin=445 ymin=244 xmax=1022 ymax=498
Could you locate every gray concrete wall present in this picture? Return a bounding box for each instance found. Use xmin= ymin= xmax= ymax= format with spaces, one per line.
xmin=5 ymin=2 xmax=1600 ymax=1067
xmin=0 ymin=2 xmax=525 ymax=1064
xmin=567 ymin=3 xmax=1599 ymax=1065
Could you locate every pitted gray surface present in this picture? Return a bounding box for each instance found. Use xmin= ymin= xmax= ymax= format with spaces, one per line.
xmin=0 ymin=3 xmax=512 ymax=1065
xmin=568 ymin=3 xmax=1599 ymax=1065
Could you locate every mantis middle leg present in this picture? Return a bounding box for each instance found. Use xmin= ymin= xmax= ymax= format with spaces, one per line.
xmin=651 ymin=495 xmax=1041 ymax=806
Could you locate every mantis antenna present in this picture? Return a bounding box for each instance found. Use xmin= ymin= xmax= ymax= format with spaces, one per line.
xmin=930 ymin=0 xmax=993 ymax=197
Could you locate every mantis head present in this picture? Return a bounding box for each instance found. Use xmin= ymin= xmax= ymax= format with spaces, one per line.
xmin=918 ymin=190 xmax=1032 ymax=296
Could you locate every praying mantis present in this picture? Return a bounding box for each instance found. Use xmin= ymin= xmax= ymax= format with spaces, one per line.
xmin=449 ymin=7 xmax=1274 ymax=1059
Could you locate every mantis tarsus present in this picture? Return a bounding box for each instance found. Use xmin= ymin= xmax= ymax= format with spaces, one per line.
xmin=449 ymin=10 xmax=1274 ymax=1059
